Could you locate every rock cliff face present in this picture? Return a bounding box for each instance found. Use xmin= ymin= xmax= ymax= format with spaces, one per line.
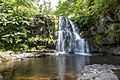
xmin=29 ymin=14 xmax=55 ymax=37
xmin=28 ymin=14 xmax=57 ymax=50
xmin=29 ymin=14 xmax=120 ymax=55
xmin=86 ymin=13 xmax=120 ymax=55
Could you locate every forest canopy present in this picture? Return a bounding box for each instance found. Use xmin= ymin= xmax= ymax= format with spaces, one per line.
xmin=55 ymin=0 xmax=120 ymax=25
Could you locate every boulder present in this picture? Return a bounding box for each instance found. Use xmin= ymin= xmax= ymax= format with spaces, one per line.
xmin=77 ymin=64 xmax=119 ymax=80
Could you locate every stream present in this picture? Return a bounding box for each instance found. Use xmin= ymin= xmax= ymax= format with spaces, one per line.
xmin=0 ymin=54 xmax=120 ymax=80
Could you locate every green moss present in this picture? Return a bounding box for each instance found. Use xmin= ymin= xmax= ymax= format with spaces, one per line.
xmin=94 ymin=34 xmax=103 ymax=44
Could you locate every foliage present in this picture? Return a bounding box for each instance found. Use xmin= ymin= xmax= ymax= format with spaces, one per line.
xmin=55 ymin=0 xmax=118 ymax=25
xmin=37 ymin=0 xmax=52 ymax=15
xmin=0 ymin=0 xmax=38 ymax=51
xmin=94 ymin=34 xmax=103 ymax=44
xmin=28 ymin=14 xmax=57 ymax=49
xmin=55 ymin=0 xmax=120 ymax=45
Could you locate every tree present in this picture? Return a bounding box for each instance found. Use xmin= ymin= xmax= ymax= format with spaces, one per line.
xmin=37 ymin=0 xmax=52 ymax=15
xmin=0 ymin=0 xmax=38 ymax=51
xmin=55 ymin=0 xmax=118 ymax=25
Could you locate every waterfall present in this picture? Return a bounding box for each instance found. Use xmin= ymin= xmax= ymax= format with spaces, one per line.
xmin=57 ymin=17 xmax=89 ymax=55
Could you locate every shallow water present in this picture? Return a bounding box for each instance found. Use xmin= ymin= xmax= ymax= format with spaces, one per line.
xmin=0 ymin=54 xmax=120 ymax=80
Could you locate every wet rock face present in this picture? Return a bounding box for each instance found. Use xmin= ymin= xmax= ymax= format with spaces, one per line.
xmin=29 ymin=14 xmax=54 ymax=36
xmin=28 ymin=14 xmax=56 ymax=50
xmin=87 ymin=13 xmax=120 ymax=55
xmin=78 ymin=64 xmax=119 ymax=80
xmin=109 ymin=47 xmax=120 ymax=55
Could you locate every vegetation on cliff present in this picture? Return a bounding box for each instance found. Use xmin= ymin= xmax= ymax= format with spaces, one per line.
xmin=0 ymin=0 xmax=39 ymax=52
xmin=0 ymin=0 xmax=120 ymax=53
xmin=0 ymin=0 xmax=56 ymax=52
xmin=56 ymin=0 xmax=120 ymax=25
xmin=55 ymin=0 xmax=120 ymax=53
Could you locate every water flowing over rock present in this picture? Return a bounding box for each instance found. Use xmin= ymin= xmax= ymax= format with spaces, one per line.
xmin=77 ymin=64 xmax=119 ymax=80
xmin=57 ymin=17 xmax=89 ymax=54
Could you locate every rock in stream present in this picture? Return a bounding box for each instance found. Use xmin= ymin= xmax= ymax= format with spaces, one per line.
xmin=77 ymin=64 xmax=119 ymax=80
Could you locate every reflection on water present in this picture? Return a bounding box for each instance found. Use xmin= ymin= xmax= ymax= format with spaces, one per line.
xmin=56 ymin=55 xmax=66 ymax=80
xmin=56 ymin=55 xmax=90 ymax=80
xmin=0 ymin=54 xmax=120 ymax=80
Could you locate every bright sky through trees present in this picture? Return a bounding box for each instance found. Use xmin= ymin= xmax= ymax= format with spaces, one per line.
xmin=38 ymin=0 xmax=64 ymax=9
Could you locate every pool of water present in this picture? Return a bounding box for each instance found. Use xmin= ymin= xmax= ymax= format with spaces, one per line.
xmin=0 ymin=54 xmax=120 ymax=80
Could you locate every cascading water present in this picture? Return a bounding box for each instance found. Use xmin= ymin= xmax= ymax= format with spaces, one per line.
xmin=57 ymin=17 xmax=89 ymax=55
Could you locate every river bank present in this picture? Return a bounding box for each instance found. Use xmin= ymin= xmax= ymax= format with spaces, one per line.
xmin=0 ymin=50 xmax=56 ymax=62
xmin=1 ymin=50 xmax=120 ymax=63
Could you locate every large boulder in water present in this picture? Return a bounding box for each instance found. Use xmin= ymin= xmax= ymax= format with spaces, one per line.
xmin=77 ymin=64 xmax=119 ymax=80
